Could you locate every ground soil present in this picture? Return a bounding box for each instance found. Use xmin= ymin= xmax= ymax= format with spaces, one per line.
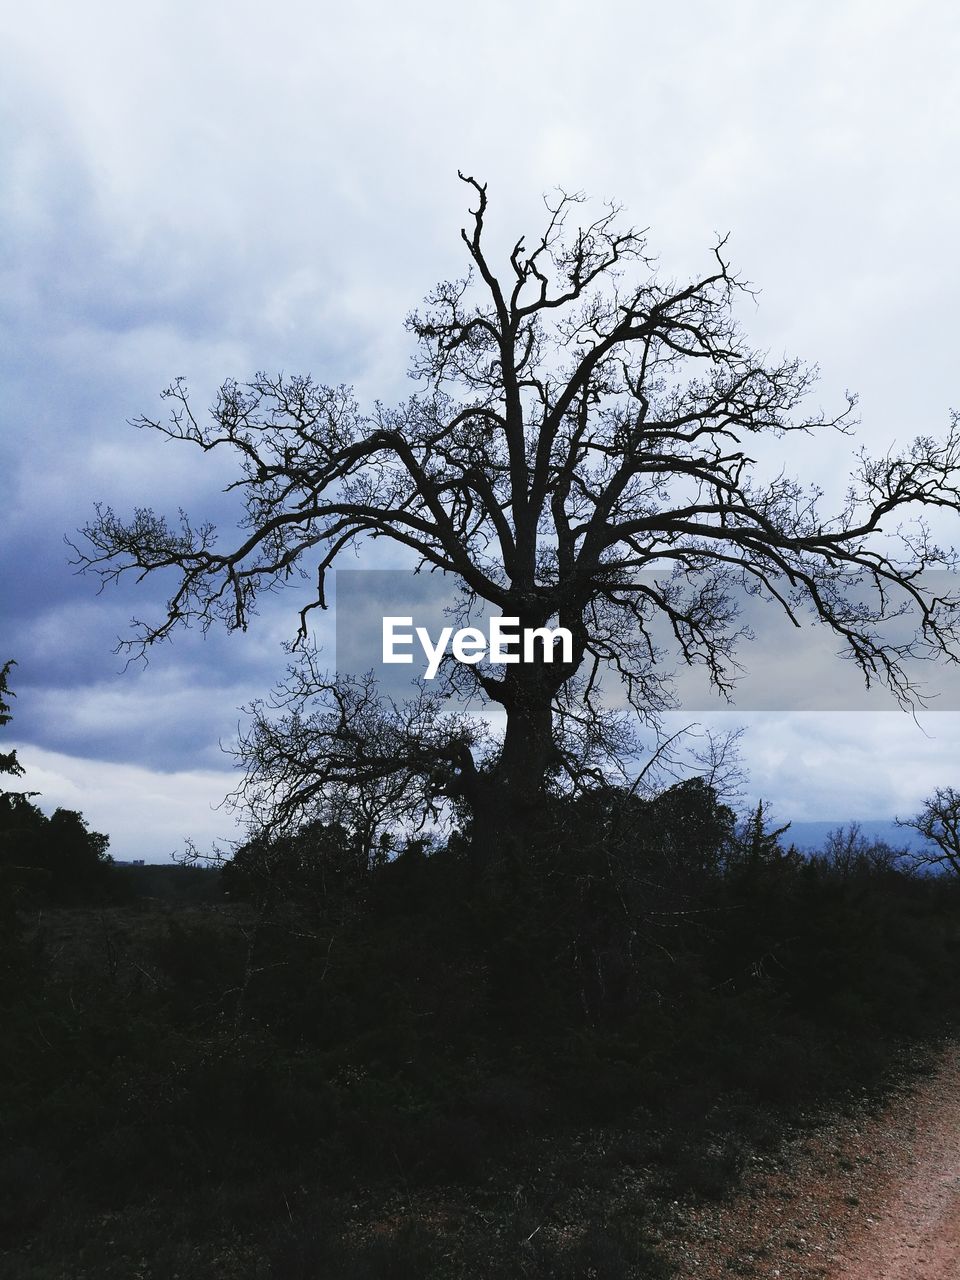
xmin=665 ymin=1043 xmax=960 ymax=1279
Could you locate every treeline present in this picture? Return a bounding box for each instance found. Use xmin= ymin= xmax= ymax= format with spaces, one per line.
xmin=0 ymin=660 xmax=111 ymax=912
xmin=0 ymin=793 xmax=112 ymax=904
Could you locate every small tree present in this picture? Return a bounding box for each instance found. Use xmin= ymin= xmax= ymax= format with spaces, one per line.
xmin=733 ymin=800 xmax=792 ymax=868
xmin=223 ymin=817 xmax=384 ymax=907
xmin=74 ymin=176 xmax=960 ymax=858
xmin=0 ymin=661 xmax=112 ymax=902
xmin=897 ymin=788 xmax=960 ymax=876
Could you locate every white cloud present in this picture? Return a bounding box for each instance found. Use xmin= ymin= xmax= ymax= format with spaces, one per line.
xmin=8 ymin=744 xmax=243 ymax=863
xmin=682 ymin=708 xmax=960 ymax=822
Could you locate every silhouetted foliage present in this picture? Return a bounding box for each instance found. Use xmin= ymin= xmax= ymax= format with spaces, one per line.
xmin=223 ymin=817 xmax=389 ymax=907
xmin=2 ymin=778 xmax=960 ymax=1276
xmin=898 ymin=787 xmax=960 ymax=875
xmin=730 ymin=799 xmax=793 ymax=870
xmin=819 ymin=822 xmax=910 ymax=877
xmin=0 ymin=662 xmax=112 ymax=906
xmin=0 ymin=795 xmax=112 ymax=902
xmin=0 ymin=660 xmax=24 ymax=782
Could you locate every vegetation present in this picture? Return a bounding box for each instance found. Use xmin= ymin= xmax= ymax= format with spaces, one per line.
xmin=0 ymin=797 xmax=112 ymax=902
xmin=0 ymin=660 xmax=24 ymax=782
xmin=2 ymin=780 xmax=959 ymax=1278
xmin=898 ymin=787 xmax=960 ymax=876
xmin=0 ymin=662 xmax=112 ymax=914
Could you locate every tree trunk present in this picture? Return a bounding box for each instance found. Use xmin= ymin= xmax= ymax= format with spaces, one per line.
xmin=472 ymin=666 xmax=558 ymax=873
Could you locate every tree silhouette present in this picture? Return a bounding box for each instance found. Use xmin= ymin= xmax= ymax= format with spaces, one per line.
xmin=75 ymin=176 xmax=960 ymax=856
xmin=0 ymin=661 xmax=24 ymax=784
xmin=0 ymin=661 xmax=112 ymax=901
xmin=897 ymin=788 xmax=960 ymax=876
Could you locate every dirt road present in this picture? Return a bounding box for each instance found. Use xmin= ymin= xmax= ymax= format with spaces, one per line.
xmin=834 ymin=1044 xmax=960 ymax=1280
xmin=668 ymin=1043 xmax=960 ymax=1279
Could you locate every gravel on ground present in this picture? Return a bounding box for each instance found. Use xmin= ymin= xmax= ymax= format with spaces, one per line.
xmin=664 ymin=1043 xmax=960 ymax=1280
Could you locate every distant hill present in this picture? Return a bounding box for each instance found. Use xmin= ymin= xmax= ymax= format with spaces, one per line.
xmin=787 ymin=819 xmax=933 ymax=854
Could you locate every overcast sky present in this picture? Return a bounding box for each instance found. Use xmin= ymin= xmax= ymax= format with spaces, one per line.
xmin=3 ymin=0 xmax=960 ymax=859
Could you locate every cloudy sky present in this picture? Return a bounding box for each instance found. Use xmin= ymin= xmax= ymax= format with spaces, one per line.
xmin=3 ymin=0 xmax=959 ymax=859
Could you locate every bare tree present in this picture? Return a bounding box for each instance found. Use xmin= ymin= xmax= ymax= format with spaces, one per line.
xmin=821 ymin=823 xmax=909 ymax=877
xmin=74 ymin=175 xmax=960 ymax=856
xmin=897 ymin=788 xmax=960 ymax=876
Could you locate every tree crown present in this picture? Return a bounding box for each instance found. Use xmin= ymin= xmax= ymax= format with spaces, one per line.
xmin=73 ymin=177 xmax=960 ymax=840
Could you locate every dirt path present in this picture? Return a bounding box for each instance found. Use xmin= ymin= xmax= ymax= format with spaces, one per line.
xmin=833 ymin=1044 xmax=960 ymax=1280
xmin=667 ymin=1043 xmax=960 ymax=1279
